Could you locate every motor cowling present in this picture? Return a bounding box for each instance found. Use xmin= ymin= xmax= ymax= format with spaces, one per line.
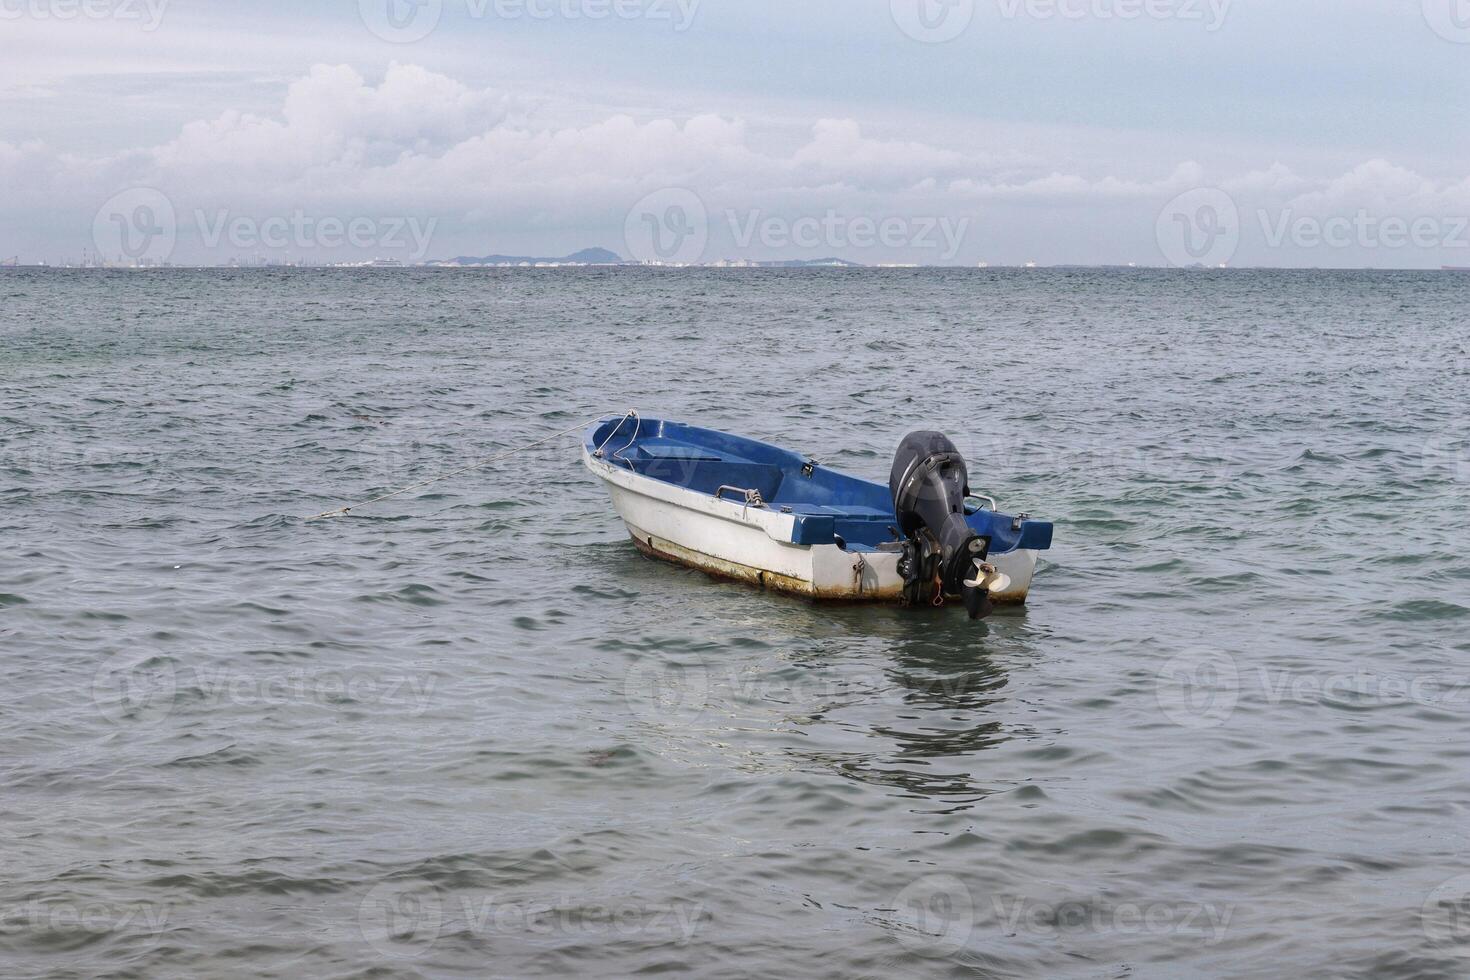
xmin=889 ymin=431 xmax=994 ymax=620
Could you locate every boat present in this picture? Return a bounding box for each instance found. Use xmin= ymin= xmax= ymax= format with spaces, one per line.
xmin=583 ymin=413 xmax=1053 ymax=619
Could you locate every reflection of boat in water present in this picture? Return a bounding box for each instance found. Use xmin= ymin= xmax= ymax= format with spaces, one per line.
xmin=584 ymin=414 xmax=1053 ymax=620
xmin=783 ymin=628 xmax=1021 ymax=811
xmin=610 ymin=585 xmax=1049 ymax=812
xmin=605 ymin=562 xmax=1036 ymax=804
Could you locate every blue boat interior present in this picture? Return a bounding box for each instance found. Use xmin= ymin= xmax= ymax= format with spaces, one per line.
xmin=587 ymin=416 xmax=1053 ymax=555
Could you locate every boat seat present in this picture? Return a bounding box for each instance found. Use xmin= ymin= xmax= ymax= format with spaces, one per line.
xmin=837 ymin=505 xmax=893 ymax=519
xmin=633 ymin=443 xmax=723 ymax=462
xmin=785 ymin=503 xmax=893 ymax=520
xmin=633 ymin=457 xmax=784 ymax=502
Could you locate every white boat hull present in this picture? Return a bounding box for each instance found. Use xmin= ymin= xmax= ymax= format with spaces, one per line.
xmin=585 ymin=450 xmax=1037 ymax=605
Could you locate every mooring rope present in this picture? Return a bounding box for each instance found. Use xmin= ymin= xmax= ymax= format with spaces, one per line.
xmin=303 ymin=411 xmax=621 ymax=521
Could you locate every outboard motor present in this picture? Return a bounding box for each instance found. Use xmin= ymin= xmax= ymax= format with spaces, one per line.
xmin=889 ymin=432 xmax=1003 ymax=620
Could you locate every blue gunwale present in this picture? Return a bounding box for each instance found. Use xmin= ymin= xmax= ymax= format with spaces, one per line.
xmin=587 ymin=416 xmax=1053 ymax=556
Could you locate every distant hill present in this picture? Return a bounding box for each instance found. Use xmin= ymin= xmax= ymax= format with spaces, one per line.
xmin=433 ymin=247 xmax=626 ymax=266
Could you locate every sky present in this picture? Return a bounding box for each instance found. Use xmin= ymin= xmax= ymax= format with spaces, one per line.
xmin=2 ymin=0 xmax=1469 ymax=267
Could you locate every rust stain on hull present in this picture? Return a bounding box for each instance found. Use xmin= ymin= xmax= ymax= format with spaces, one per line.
xmin=631 ymin=532 xmax=818 ymax=598
xmin=628 ymin=532 xmax=1026 ymax=607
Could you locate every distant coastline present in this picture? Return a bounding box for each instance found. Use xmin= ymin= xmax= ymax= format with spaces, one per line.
xmin=424 ymin=248 xmax=868 ymax=269
xmin=8 ymin=250 xmax=1470 ymax=271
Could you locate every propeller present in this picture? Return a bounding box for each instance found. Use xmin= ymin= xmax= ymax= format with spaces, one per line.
xmin=959 ymin=559 xmax=1009 ymax=620
xmin=963 ymin=560 xmax=1011 ymax=595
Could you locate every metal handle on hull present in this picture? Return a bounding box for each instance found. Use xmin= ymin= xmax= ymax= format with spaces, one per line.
xmin=716 ymin=485 xmax=765 ymax=508
xmin=592 ymin=409 xmax=641 ymax=469
xmin=964 ymin=494 xmax=997 ymax=514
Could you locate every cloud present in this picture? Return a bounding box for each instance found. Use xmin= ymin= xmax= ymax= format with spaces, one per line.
xmin=792 ymin=119 xmax=969 ymax=189
xmin=948 ymin=162 xmax=1208 ymax=203
xmin=152 ymin=63 xmax=511 ymax=179
xmin=3 ymin=62 xmax=1468 ymax=264
xmin=1282 ymin=160 xmax=1470 ymax=215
